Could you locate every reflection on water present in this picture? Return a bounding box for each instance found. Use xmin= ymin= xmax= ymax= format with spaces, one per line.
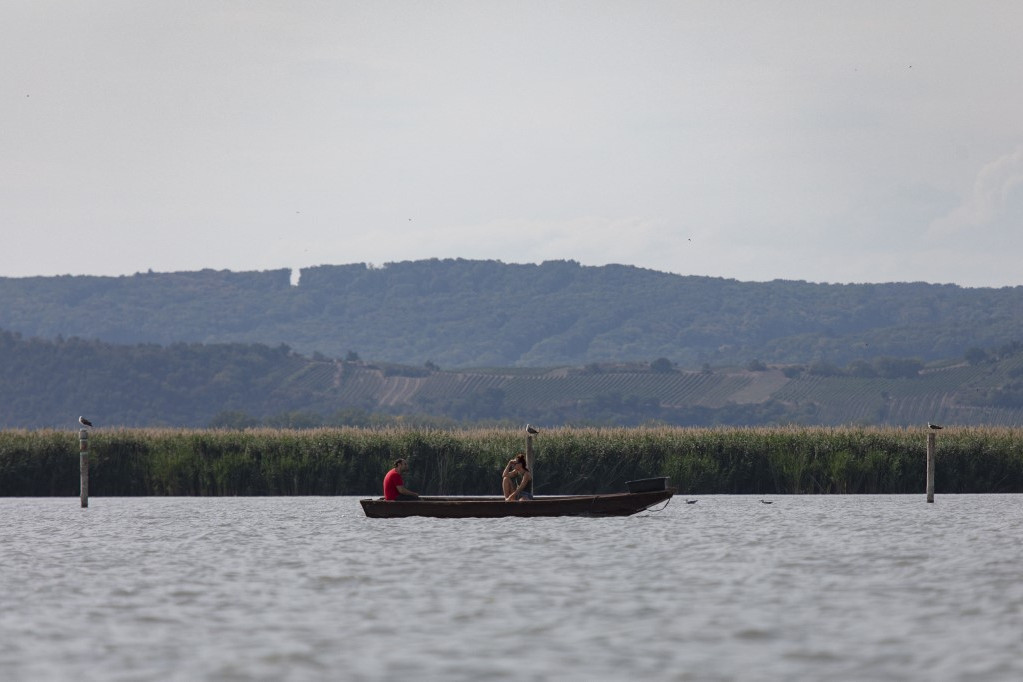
xmin=2 ymin=495 xmax=1022 ymax=681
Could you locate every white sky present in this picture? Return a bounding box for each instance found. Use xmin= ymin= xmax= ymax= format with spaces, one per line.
xmin=3 ymin=1 xmax=1022 ymax=286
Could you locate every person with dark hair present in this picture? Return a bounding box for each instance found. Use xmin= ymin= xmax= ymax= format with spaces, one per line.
xmin=502 ymin=453 xmax=533 ymax=501
xmin=383 ymin=458 xmax=419 ymax=501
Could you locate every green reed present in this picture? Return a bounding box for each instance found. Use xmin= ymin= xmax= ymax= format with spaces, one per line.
xmin=2 ymin=426 xmax=1023 ymax=496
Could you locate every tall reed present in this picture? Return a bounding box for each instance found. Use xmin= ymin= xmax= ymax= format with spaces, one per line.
xmin=2 ymin=426 xmax=1022 ymax=496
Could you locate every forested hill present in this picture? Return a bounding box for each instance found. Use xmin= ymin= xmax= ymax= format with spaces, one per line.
xmin=2 ymin=259 xmax=1022 ymax=368
xmin=3 ymin=330 xmax=1023 ymax=429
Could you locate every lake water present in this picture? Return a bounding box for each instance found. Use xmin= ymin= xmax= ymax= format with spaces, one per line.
xmin=2 ymin=495 xmax=1022 ymax=681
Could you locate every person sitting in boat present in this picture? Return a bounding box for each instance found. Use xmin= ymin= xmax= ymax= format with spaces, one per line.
xmin=383 ymin=458 xmax=419 ymax=501
xmin=502 ymin=454 xmax=533 ymax=501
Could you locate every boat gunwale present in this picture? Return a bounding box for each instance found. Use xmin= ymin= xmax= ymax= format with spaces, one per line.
xmin=359 ymin=488 xmax=676 ymax=518
xmin=360 ymin=490 xmax=672 ymax=504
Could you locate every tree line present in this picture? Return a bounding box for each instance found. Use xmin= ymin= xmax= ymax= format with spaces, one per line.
xmin=3 ymin=259 xmax=1023 ymax=369
xmin=3 ymin=328 xmax=1023 ymax=429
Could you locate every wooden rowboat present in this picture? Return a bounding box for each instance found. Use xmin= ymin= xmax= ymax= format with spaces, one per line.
xmin=360 ymin=488 xmax=675 ymax=518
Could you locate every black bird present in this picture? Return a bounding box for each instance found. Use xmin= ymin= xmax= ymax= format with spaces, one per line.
xmin=526 ymin=424 xmax=539 ymax=435
xmin=686 ymin=499 xmax=698 ymax=504
xmin=760 ymin=499 xmax=773 ymax=504
xmin=79 ymin=416 xmax=93 ymax=427
xmin=928 ymin=422 xmax=943 ymax=430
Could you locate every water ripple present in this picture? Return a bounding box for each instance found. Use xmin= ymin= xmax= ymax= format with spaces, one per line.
xmin=3 ymin=495 xmax=1023 ymax=680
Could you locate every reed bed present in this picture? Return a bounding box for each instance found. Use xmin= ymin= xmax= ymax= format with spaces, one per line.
xmin=2 ymin=426 xmax=1023 ymax=497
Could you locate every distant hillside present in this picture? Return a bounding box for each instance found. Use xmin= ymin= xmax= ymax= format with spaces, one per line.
xmin=1 ymin=259 xmax=1022 ymax=368
xmin=3 ymin=330 xmax=1022 ymax=429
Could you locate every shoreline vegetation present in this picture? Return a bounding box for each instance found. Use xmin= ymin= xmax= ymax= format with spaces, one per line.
xmin=2 ymin=426 xmax=1022 ymax=497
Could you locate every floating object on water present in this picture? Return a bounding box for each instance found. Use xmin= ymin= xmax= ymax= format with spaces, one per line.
xmin=760 ymin=499 xmax=773 ymax=504
xmin=686 ymin=499 xmax=698 ymax=504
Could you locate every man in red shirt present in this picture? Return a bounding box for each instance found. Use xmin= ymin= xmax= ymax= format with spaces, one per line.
xmin=383 ymin=458 xmax=419 ymax=501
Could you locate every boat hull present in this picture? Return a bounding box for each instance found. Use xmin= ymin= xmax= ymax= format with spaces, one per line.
xmin=360 ymin=489 xmax=675 ymax=518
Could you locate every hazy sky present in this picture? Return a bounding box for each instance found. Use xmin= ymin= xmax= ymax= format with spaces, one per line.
xmin=3 ymin=1 xmax=1022 ymax=286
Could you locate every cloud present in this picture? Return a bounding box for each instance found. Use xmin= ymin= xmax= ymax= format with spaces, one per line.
xmin=929 ymin=147 xmax=1023 ymax=237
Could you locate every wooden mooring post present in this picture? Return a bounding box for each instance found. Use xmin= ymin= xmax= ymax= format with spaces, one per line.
xmin=525 ymin=434 xmax=534 ymax=496
xmin=79 ymin=428 xmax=89 ymax=508
xmin=926 ymin=431 xmax=935 ymax=503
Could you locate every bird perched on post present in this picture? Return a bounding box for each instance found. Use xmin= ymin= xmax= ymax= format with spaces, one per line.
xmin=526 ymin=424 xmax=539 ymax=435
xmin=928 ymin=422 xmax=943 ymax=430
xmin=79 ymin=416 xmax=94 ymax=428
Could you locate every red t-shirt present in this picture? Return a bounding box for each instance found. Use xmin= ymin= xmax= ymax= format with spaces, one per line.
xmin=383 ymin=468 xmax=403 ymax=500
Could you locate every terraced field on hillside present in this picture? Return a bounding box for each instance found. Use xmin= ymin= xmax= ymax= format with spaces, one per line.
xmin=499 ymin=371 xmax=758 ymax=409
xmin=772 ymin=362 xmax=1023 ymax=426
xmin=308 ymin=364 xmax=784 ymax=411
xmin=277 ymin=358 xmax=1023 ymax=426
